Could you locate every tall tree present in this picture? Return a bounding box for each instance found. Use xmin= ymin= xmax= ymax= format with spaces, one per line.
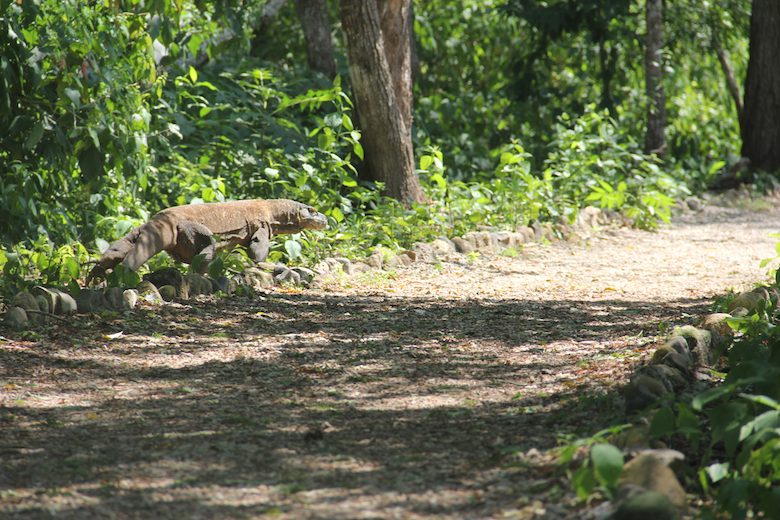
xmin=293 ymin=0 xmax=337 ymax=79
xmin=644 ymin=0 xmax=666 ymax=157
xmin=741 ymin=0 xmax=780 ymax=174
xmin=339 ymin=0 xmax=426 ymax=206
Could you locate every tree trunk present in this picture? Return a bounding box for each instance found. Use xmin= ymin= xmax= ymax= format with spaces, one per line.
xmin=644 ymin=0 xmax=666 ymax=157
xmin=339 ymin=0 xmax=427 ymax=207
xmin=292 ymin=0 xmax=337 ymax=79
xmin=741 ymin=0 xmax=780 ymax=174
xmin=713 ymin=38 xmax=743 ymax=122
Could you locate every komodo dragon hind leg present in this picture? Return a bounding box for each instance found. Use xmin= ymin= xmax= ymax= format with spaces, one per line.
xmin=166 ymin=220 xmax=218 ymax=273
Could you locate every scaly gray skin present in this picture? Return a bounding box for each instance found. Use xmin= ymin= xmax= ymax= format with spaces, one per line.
xmin=86 ymin=199 xmax=328 ymax=285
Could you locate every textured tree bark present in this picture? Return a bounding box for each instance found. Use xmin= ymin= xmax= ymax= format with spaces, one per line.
xmin=644 ymin=0 xmax=666 ymax=157
xmin=339 ymin=0 xmax=427 ymax=207
xmin=293 ymin=0 xmax=337 ymax=79
xmin=741 ymin=0 xmax=780 ymax=174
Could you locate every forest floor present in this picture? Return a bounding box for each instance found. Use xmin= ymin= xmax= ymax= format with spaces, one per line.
xmin=1 ymin=191 xmax=780 ymax=520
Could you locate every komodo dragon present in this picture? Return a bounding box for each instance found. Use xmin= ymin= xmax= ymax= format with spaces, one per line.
xmin=85 ymin=199 xmax=328 ymax=285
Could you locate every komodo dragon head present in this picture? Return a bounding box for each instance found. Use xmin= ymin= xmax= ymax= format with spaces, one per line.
xmin=272 ymin=201 xmax=329 ymax=234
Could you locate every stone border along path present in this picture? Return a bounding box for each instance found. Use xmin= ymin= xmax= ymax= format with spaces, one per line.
xmin=3 ymin=192 xmax=780 ymax=519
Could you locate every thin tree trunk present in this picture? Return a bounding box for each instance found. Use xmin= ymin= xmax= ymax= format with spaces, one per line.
xmin=713 ymin=37 xmax=743 ymax=122
xmin=339 ymin=0 xmax=426 ymax=207
xmin=741 ymin=0 xmax=780 ymax=174
xmin=644 ymin=0 xmax=666 ymax=157
xmin=293 ymin=0 xmax=337 ymax=79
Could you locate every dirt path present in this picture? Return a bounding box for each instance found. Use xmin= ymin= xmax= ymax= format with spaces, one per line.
xmin=1 ymin=197 xmax=779 ymax=519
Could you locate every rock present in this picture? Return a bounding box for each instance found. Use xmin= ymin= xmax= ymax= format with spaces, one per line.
xmin=135 ymin=280 xmax=163 ymax=304
xmin=34 ymin=295 xmax=49 ymax=314
xmin=437 ymin=236 xmax=457 ymax=251
xmin=727 ymin=291 xmax=764 ymax=313
xmin=684 ymin=196 xmax=703 ymax=211
xmin=430 ymin=238 xmax=455 ymax=256
xmin=4 ymin=307 xmax=29 ymax=329
xmin=530 ymin=220 xmax=543 ymax=241
xmin=515 ymin=225 xmax=535 ymax=243
xmin=241 ymin=267 xmax=275 ymax=289
xmin=105 ymin=286 xmax=126 ymax=310
xmin=144 ymin=267 xmax=188 ymax=300
xmin=661 ymin=353 xmax=691 ymax=380
xmin=397 ymin=252 xmax=414 ymax=265
xmin=365 ymin=251 xmax=383 ymax=269
xmin=184 ymin=273 xmax=214 ymax=296
xmin=346 ymin=261 xmax=372 ymax=275
xmin=211 ymin=276 xmax=226 ymax=293
xmin=12 ymin=292 xmax=40 ymax=323
xmin=76 ymin=289 xmax=111 ymax=314
xmin=619 ymin=453 xmax=687 ymax=515
xmin=312 ymin=260 xmax=331 ymax=275
xmin=668 ymin=326 xmax=719 ymax=366
xmin=700 ymin=313 xmax=733 ymax=334
xmin=412 ymin=242 xmax=437 ymax=262
xmin=158 ymin=285 xmax=178 ymax=302
xmin=651 ymin=344 xmax=677 ymax=365
xmin=123 ymin=289 xmax=139 ymax=309
xmin=625 ymin=373 xmax=671 ymax=413
xmin=613 ymin=491 xmax=679 ymax=520
xmin=32 ymin=286 xmax=77 ymax=315
xmin=384 ymin=254 xmax=405 ymax=269
xmin=663 ymin=336 xmax=692 ymax=364
xmin=452 ymin=237 xmax=475 ymax=254
xmin=577 ymin=206 xmax=604 ymax=228
xmin=652 ymin=363 xmax=689 ymax=391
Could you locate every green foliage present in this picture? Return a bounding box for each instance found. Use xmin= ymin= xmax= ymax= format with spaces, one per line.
xmin=680 ymin=271 xmax=780 ymax=518
xmin=557 ymin=425 xmax=628 ymax=501
xmin=0 ymin=240 xmax=89 ymax=300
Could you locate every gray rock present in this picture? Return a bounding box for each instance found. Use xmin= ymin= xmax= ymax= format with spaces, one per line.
xmin=397 ymin=252 xmax=414 ymax=265
xmin=651 ymin=363 xmax=689 ymax=391
xmin=135 ymin=280 xmax=163 ymax=304
xmin=430 ymin=238 xmax=455 ymax=255
xmin=158 ymin=285 xmax=178 ymax=302
xmin=661 ymin=353 xmax=691 ymax=379
xmin=625 ymin=373 xmax=670 ymax=413
xmin=12 ymin=292 xmax=40 ymax=323
xmin=684 ymin=196 xmax=703 ymax=211
xmin=668 ymin=325 xmax=720 ymax=366
xmin=105 ymin=286 xmax=126 ymax=310
xmin=32 ymin=286 xmax=76 ymax=315
xmin=241 ymin=267 xmax=274 ymax=289
xmin=613 ymin=491 xmax=679 ymax=520
xmin=385 ymin=254 xmax=405 ymax=269
xmin=123 ymin=289 xmax=139 ymax=309
xmin=664 ymin=336 xmax=692 ymax=363
xmin=530 ymin=220 xmax=543 ymax=241
xmin=4 ymin=307 xmax=29 ymax=329
xmin=34 ymin=295 xmax=49 ymax=314
xmin=365 ymin=252 xmax=383 ymax=269
xmin=312 ymin=261 xmax=331 ymax=275
xmin=698 ymin=312 xmax=733 ymax=337
xmin=76 ymin=288 xmax=111 ymax=314
xmin=184 ymin=273 xmax=214 ymax=296
xmin=515 ymin=225 xmax=535 ymax=243
xmin=144 ymin=267 xmax=188 ymax=300
xmin=346 ymin=261 xmax=372 ymax=275
xmin=412 ymin=242 xmax=437 ymax=262
xmin=618 ymin=453 xmax=687 ymax=515
xmin=451 ymin=237 xmax=475 ymax=254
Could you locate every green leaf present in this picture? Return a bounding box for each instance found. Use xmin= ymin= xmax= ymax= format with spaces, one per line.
xmin=591 ymin=443 xmax=623 ymax=489
xmin=24 ymin=121 xmax=44 ymax=150
xmin=705 ymin=462 xmax=730 ymax=483
xmin=62 ymin=257 xmax=80 ymax=278
xmin=207 ymin=256 xmax=224 ymax=279
xmin=572 ymin=464 xmax=596 ymax=501
xmin=353 ymin=142 xmax=364 ymax=160
xmin=191 ymin=254 xmax=207 ymax=273
xmin=285 ymin=240 xmax=302 ymax=260
xmin=650 ymin=406 xmax=676 ymax=437
xmin=420 ymin=155 xmax=433 ymax=170
xmin=188 ymin=66 xmax=198 ymax=83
